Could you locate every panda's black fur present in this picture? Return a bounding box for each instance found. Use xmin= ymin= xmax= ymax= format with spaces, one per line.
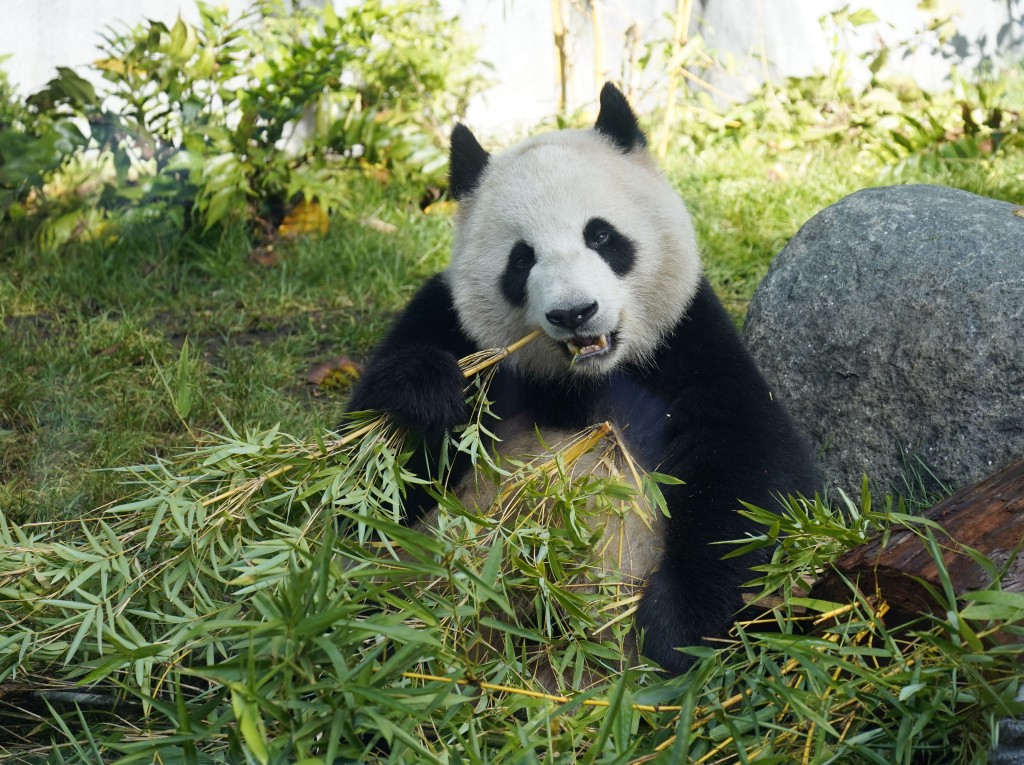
xmin=347 ymin=83 xmax=818 ymax=675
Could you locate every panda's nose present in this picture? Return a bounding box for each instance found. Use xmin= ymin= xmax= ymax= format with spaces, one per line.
xmin=545 ymin=302 xmax=598 ymax=331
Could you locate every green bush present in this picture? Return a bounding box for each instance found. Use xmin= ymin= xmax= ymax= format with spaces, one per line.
xmin=0 ymin=0 xmax=483 ymax=247
xmin=646 ymin=4 xmax=1024 ymax=170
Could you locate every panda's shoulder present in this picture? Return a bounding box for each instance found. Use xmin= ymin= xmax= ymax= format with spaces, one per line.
xmin=371 ymin=273 xmax=477 ymax=360
xmin=656 ymin=279 xmax=756 ymax=373
xmin=411 ymin=272 xmax=459 ymax=314
xmin=629 ymin=278 xmax=779 ymax=421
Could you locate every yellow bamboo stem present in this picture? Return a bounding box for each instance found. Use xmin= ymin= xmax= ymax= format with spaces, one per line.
xmin=812 ymin=601 xmax=858 ymax=624
xmin=695 ymin=735 xmax=735 ymax=764
xmin=591 ymin=0 xmax=606 ymax=98
xmin=205 ymin=330 xmax=541 ymax=513
xmin=551 ymin=0 xmax=569 ymax=112
xmin=655 ymin=0 xmax=694 ymax=159
xmin=460 ymin=329 xmax=544 ymax=378
xmin=401 ymin=670 xmax=683 ymax=713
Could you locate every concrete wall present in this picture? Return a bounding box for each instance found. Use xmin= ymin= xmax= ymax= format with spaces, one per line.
xmin=697 ymin=0 xmax=1023 ymax=99
xmin=2 ymin=0 xmax=1021 ymax=137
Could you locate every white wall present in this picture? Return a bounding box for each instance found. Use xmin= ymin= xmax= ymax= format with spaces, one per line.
xmin=1 ymin=1 xmax=249 ymax=92
xmin=696 ymin=0 xmax=1023 ymax=99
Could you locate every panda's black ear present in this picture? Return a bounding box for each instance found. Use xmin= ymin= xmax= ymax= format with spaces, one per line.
xmin=594 ymin=82 xmax=647 ymax=152
xmin=449 ymin=124 xmax=490 ymax=201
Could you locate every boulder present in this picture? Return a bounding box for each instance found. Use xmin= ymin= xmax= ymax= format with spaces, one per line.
xmin=991 ymin=688 xmax=1024 ymax=765
xmin=744 ymin=184 xmax=1024 ymax=497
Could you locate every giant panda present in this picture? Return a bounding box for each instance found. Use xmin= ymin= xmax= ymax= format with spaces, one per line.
xmin=346 ymin=82 xmax=818 ymax=675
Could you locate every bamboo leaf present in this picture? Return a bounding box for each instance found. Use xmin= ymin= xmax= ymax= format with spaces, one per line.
xmin=230 ymin=685 xmax=270 ymax=765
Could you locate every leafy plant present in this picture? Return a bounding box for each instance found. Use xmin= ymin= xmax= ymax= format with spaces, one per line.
xmin=643 ymin=1 xmax=1024 ymax=173
xmin=0 ymin=64 xmax=89 ymax=245
xmin=0 ymin=337 xmax=1020 ymax=763
xmin=0 ymin=0 xmax=484 ymax=246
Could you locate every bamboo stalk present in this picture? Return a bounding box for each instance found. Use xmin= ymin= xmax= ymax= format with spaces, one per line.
xmin=646 ymin=599 xmax=894 ymax=759
xmin=401 ymin=670 xmax=683 ymax=713
xmin=199 ymin=416 xmax=386 ymax=508
xmin=591 ymin=0 xmax=606 ymax=99
xmin=494 ymin=421 xmax=612 ymax=506
xmin=624 ymin=22 xmax=641 ymax=100
xmin=654 ymin=0 xmax=694 ymax=160
xmin=460 ymin=329 xmax=543 ymax=378
xmin=552 ymin=0 xmax=569 ymax=113
xmin=198 ymin=331 xmax=544 ymax=511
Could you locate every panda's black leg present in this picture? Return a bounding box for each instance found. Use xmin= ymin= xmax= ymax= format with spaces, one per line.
xmin=633 ymin=559 xmax=746 ymax=675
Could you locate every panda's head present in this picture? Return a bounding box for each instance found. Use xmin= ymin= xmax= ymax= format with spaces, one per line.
xmin=446 ymin=83 xmax=702 ymax=380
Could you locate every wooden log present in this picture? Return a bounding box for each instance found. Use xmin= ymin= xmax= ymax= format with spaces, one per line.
xmin=810 ymin=458 xmax=1024 ymax=621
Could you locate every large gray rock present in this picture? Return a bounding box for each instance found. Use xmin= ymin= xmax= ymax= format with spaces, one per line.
xmin=744 ymin=184 xmax=1024 ymax=497
xmin=990 ymin=686 xmax=1024 ymax=765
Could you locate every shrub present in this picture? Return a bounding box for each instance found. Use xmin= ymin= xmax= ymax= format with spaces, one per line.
xmin=0 ymin=0 xmax=484 ymax=247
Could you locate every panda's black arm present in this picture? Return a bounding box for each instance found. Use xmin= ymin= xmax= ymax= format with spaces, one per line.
xmin=631 ymin=279 xmax=818 ymax=673
xmin=345 ymin=274 xmax=479 ymax=524
xmin=347 ymin=273 xmax=477 ymax=436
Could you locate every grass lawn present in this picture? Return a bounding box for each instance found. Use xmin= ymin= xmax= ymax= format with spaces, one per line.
xmin=3 ymin=141 xmax=1023 ymax=524
xmin=1 ymin=180 xmax=451 ymax=521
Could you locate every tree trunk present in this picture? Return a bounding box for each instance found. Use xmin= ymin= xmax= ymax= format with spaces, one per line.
xmin=810 ymin=458 xmax=1024 ymax=621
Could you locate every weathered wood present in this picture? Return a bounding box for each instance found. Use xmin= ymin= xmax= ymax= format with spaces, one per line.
xmin=810 ymin=458 xmax=1024 ymax=619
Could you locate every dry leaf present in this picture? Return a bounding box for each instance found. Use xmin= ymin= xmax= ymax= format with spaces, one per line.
xmin=308 ymin=357 xmax=362 ymax=389
xmin=278 ymin=200 xmax=329 ymax=237
xmin=360 ymin=217 xmax=398 ymax=234
xmin=423 ymin=200 xmax=457 ymax=216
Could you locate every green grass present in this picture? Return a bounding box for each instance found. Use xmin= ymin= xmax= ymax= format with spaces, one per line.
xmin=0 ymin=179 xmax=452 ymax=521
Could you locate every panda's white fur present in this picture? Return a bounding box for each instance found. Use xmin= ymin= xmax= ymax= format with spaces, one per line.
xmin=448 ymin=129 xmax=702 ymax=380
xmin=347 ymin=83 xmax=818 ymax=676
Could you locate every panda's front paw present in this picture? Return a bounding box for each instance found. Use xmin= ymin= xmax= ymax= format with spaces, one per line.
xmin=635 ymin=567 xmax=741 ymax=675
xmin=349 ymin=346 xmax=470 ymax=437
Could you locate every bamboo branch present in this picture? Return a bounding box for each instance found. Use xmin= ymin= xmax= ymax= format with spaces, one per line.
xmin=654 ymin=0 xmax=694 ymax=160
xmin=591 ymin=0 xmax=606 ymax=99
xmin=552 ymin=0 xmax=569 ymax=113
xmin=459 ymin=329 xmax=543 ymax=378
xmin=401 ymin=670 xmax=683 ymax=713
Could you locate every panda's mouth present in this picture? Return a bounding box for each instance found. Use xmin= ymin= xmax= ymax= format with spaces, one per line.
xmin=566 ymin=332 xmax=615 ymax=364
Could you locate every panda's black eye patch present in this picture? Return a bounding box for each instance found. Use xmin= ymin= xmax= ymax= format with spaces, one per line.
xmin=586 ymin=225 xmax=610 ymax=247
xmin=584 ymin=217 xmax=635 ymax=276
xmin=511 ymin=243 xmax=534 ymax=271
xmin=501 ymin=241 xmax=535 ymax=306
